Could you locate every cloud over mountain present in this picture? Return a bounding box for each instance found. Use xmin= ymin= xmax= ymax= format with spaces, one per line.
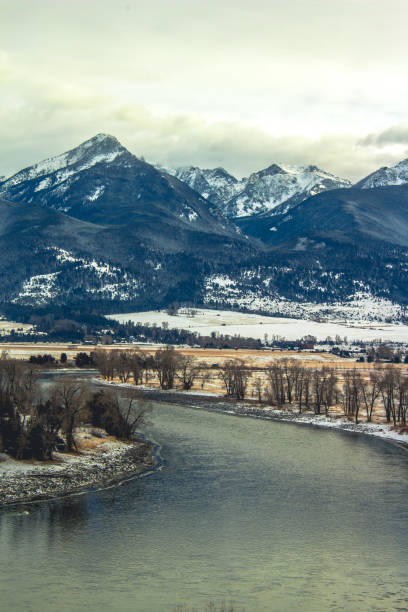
xmin=1 ymin=0 xmax=408 ymax=182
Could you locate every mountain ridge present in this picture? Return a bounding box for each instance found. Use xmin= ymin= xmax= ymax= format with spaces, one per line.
xmin=236 ymin=184 xmax=408 ymax=249
xmin=355 ymin=157 xmax=408 ymax=189
xmin=160 ymin=161 xmax=351 ymax=219
xmin=0 ymin=134 xmax=244 ymax=248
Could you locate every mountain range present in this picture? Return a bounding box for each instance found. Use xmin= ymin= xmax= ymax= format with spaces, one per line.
xmin=1 ymin=135 xmax=408 ymax=323
xmin=162 ymin=162 xmax=351 ymax=218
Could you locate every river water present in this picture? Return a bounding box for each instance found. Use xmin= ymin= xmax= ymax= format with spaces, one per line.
xmin=1 ymin=400 xmax=408 ymax=611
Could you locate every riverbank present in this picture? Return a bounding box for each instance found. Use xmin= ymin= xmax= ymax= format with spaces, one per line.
xmin=97 ymin=379 xmax=408 ymax=448
xmin=0 ymin=429 xmax=156 ymax=507
xmin=229 ymin=403 xmax=408 ymax=448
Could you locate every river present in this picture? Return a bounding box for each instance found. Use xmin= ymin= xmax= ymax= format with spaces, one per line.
xmin=1 ymin=397 xmax=408 ymax=611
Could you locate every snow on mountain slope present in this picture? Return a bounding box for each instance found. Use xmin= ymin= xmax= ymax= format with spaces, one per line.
xmin=13 ymin=246 xmax=144 ymax=305
xmin=1 ymin=134 xmax=127 ymax=193
xmin=0 ymin=135 xmax=246 ymax=245
xmin=160 ymin=162 xmax=351 ymax=218
xmin=162 ymin=165 xmax=242 ymax=207
xmin=203 ymin=273 xmax=407 ymax=324
xmin=225 ymin=164 xmax=351 ymax=218
xmin=356 ymin=158 xmax=408 ymax=189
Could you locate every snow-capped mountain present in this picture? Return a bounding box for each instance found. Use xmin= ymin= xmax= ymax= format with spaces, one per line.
xmin=0 ymin=134 xmax=242 ymax=243
xmin=1 ymin=135 xmax=408 ymax=322
xmin=166 ymin=166 xmax=242 ymax=208
xmin=355 ymin=157 xmax=408 ymax=189
xmin=0 ymin=134 xmax=127 ymax=196
xmin=160 ymin=162 xmax=351 ymax=218
xmin=0 ymin=135 xmax=252 ymax=311
xmin=225 ymin=164 xmax=351 ymax=218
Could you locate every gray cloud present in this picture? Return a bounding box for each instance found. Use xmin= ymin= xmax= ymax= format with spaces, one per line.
xmin=1 ymin=94 xmax=406 ymax=183
xmin=1 ymin=0 xmax=408 ymax=183
xmin=360 ymin=123 xmax=408 ymax=147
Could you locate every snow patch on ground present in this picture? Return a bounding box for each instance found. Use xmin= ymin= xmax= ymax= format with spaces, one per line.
xmin=0 ymin=433 xmax=155 ymax=506
xmin=107 ymin=307 xmax=408 ymax=343
xmin=235 ymin=404 xmax=408 ymax=446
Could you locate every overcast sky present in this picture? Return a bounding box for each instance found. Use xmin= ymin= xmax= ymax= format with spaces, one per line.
xmin=1 ymin=0 xmax=408 ymax=181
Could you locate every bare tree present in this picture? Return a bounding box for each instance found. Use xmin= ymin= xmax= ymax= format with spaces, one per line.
xmin=219 ymin=360 xmax=251 ymax=400
xmin=359 ymin=369 xmax=382 ymax=422
xmin=295 ymin=367 xmax=311 ymax=413
xmin=119 ymin=390 xmax=152 ymax=438
xmin=265 ymin=363 xmax=285 ymax=406
xmin=397 ymin=374 xmax=408 ymax=425
xmin=219 ymin=361 xmax=235 ymax=397
xmin=87 ymin=388 xmax=151 ymax=440
xmin=115 ymin=350 xmax=134 ymax=383
xmin=0 ymin=360 xmax=27 ymax=456
xmin=49 ymin=378 xmax=89 ymax=451
xmin=31 ymin=399 xmax=65 ymax=460
xmin=93 ymin=350 xmax=116 ymax=380
xmin=130 ymin=351 xmax=145 ymax=385
xmin=342 ymin=369 xmax=363 ymax=423
xmin=321 ymin=368 xmax=338 ymax=417
xmin=254 ymin=377 xmax=263 ymax=402
xmin=154 ymin=346 xmax=180 ymax=390
xmin=379 ymin=366 xmax=398 ymax=424
xmin=143 ymin=354 xmax=155 ymax=385
xmin=200 ymin=369 xmax=212 ymax=390
xmin=176 ymin=356 xmax=200 ymax=390
xmin=281 ymin=359 xmax=296 ymax=404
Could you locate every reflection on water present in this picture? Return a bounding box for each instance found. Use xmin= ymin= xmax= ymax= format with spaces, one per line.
xmin=1 ymin=402 xmax=408 ymax=611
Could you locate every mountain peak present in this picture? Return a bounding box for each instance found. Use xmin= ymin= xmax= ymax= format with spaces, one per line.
xmin=73 ymin=133 xmax=129 ymax=158
xmin=255 ymin=164 xmax=285 ymax=179
xmin=395 ymin=157 xmax=408 ymax=169
xmin=211 ymin=166 xmax=234 ymax=177
xmin=0 ymin=134 xmax=130 ymax=191
xmin=80 ymin=133 xmax=125 ymax=150
xmin=356 ymin=156 xmax=408 ymax=189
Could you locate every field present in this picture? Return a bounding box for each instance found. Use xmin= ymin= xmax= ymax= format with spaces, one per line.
xmin=0 ymin=319 xmax=33 ymax=336
xmin=107 ymin=308 xmax=408 ymax=343
xmin=0 ymin=341 xmax=346 ymax=364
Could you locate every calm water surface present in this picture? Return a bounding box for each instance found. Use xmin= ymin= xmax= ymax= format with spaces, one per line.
xmin=1 ymin=401 xmax=408 ymax=611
